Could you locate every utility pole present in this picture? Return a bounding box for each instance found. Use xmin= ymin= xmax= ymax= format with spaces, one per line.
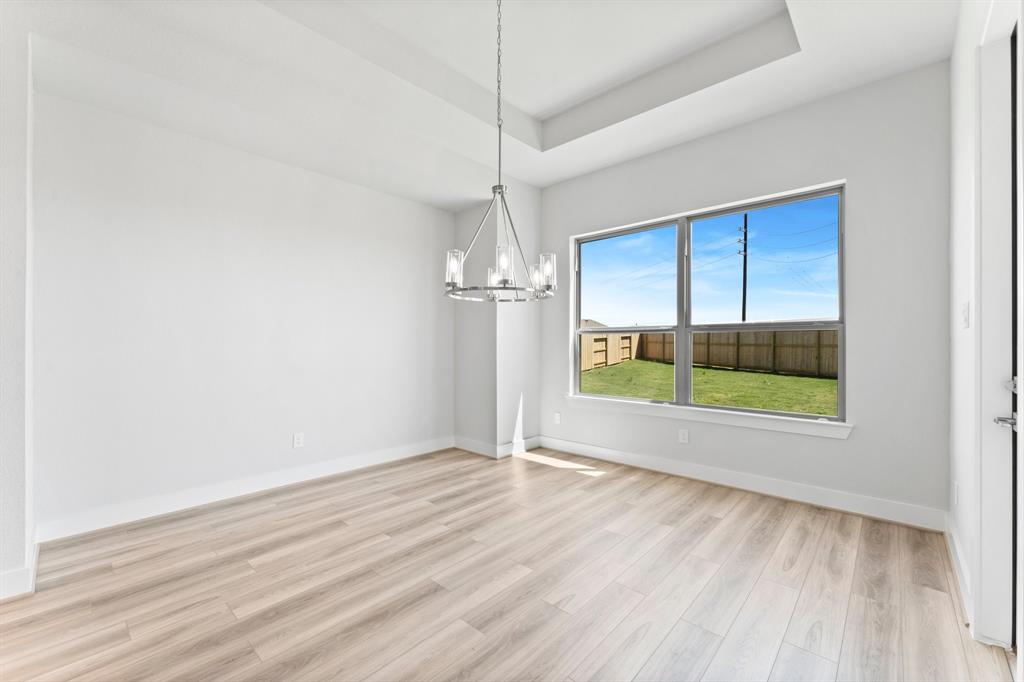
xmin=740 ymin=212 xmax=748 ymax=322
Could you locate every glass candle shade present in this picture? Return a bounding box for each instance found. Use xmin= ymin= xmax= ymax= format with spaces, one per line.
xmin=539 ymin=253 xmax=556 ymax=290
xmin=496 ymin=245 xmax=513 ymax=285
xmin=445 ymin=249 xmax=464 ymax=288
xmin=487 ymin=267 xmax=499 ymax=300
xmin=529 ymin=264 xmax=541 ymax=289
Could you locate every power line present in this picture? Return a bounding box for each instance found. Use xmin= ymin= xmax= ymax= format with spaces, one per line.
xmin=751 ymin=251 xmax=838 ymax=264
xmin=694 ymin=239 xmax=744 ymax=257
xmin=757 ymin=222 xmax=835 ymax=237
xmin=692 ymin=230 xmax=743 ymax=250
xmin=622 ymin=276 xmax=676 ymax=292
xmin=614 ymin=261 xmax=676 ymax=285
xmin=794 ymin=267 xmax=831 ymax=293
xmin=748 ymin=235 xmax=837 ymax=251
xmin=588 ymin=256 xmax=675 ymax=285
xmin=691 ymin=251 xmax=740 ymax=271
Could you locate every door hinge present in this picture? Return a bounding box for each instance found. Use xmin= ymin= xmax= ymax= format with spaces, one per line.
xmin=1005 ymin=376 xmax=1018 ymax=393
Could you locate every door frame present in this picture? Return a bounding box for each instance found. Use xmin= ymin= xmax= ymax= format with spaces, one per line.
xmin=1015 ymin=13 xmax=1024 ymax=681
xmin=976 ymin=9 xmax=1018 ymax=650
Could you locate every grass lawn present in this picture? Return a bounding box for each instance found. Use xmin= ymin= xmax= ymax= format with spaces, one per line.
xmin=580 ymin=359 xmax=838 ymax=416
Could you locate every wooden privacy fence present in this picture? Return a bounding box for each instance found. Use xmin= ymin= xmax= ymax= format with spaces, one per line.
xmin=579 ymin=332 xmax=639 ymax=371
xmin=580 ymin=330 xmax=839 ymax=378
xmin=637 ymin=333 xmax=674 ymax=364
xmin=692 ymin=330 xmax=838 ymax=378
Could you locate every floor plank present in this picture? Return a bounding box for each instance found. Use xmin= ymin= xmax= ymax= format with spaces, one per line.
xmin=761 ymin=504 xmax=830 ymax=590
xmin=684 ymin=498 xmax=795 ymax=635
xmin=770 ymin=643 xmax=838 ymax=682
xmin=836 ymin=594 xmax=901 ymax=682
xmin=899 ymin=526 xmax=948 ymax=593
xmin=362 ymin=619 xmax=484 ymax=682
xmin=571 ymin=554 xmax=720 ymax=682
xmin=701 ymin=579 xmax=800 ymax=682
xmin=635 ymin=619 xmax=722 ymax=682
xmin=0 ymin=448 xmax=1004 ymax=682
xmin=901 ymin=583 xmax=970 ymax=682
xmin=784 ymin=511 xmax=862 ymax=661
xmin=852 ymin=519 xmax=900 ymax=605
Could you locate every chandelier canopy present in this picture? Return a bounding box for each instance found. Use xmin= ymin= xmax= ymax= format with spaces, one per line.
xmin=444 ymin=0 xmax=556 ymax=303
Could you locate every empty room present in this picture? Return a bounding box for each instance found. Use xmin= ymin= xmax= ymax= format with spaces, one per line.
xmin=1 ymin=0 xmax=1023 ymax=680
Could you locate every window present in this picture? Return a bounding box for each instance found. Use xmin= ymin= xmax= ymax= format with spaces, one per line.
xmin=577 ymin=224 xmax=676 ymax=402
xmin=574 ymin=187 xmax=843 ymax=420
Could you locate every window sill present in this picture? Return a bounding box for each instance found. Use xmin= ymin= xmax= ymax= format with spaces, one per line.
xmin=564 ymin=393 xmax=853 ymax=440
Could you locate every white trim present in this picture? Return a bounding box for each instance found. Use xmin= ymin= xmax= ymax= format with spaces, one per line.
xmin=497 ymin=436 xmax=541 ymax=459
xmin=973 ymin=33 xmax=1016 ymax=648
xmin=570 ymin=180 xmax=848 ymax=242
xmin=945 ymin=522 xmax=1010 ymax=647
xmin=0 ymin=543 xmax=37 ymax=601
xmin=454 ymin=435 xmax=500 ymax=458
xmin=538 ymin=435 xmax=945 ymax=530
xmin=455 ymin=435 xmax=542 ymax=459
xmin=35 ymin=437 xmax=455 ymax=542
xmin=564 ymin=394 xmax=853 ymax=440
xmin=946 ymin=520 xmax=974 ymax=620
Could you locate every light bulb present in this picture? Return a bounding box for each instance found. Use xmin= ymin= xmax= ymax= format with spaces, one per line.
xmin=543 ymin=261 xmax=553 ymax=276
xmin=499 ymin=254 xmax=509 ymax=268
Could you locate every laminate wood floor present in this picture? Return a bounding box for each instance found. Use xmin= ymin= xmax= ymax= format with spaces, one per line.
xmin=0 ymin=448 xmax=1013 ymax=682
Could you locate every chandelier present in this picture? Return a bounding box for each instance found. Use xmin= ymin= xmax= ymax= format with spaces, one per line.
xmin=444 ymin=0 xmax=556 ymax=303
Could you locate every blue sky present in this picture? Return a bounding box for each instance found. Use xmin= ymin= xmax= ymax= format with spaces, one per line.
xmin=579 ymin=194 xmax=839 ymax=327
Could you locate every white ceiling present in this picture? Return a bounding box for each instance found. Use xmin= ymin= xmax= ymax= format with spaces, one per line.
xmin=342 ymin=0 xmax=788 ymax=120
xmin=24 ymin=0 xmax=960 ymax=212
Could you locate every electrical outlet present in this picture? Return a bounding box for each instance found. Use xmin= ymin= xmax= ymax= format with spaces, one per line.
xmin=293 ymin=432 xmax=305 ymax=448
xmin=553 ymin=412 xmax=561 ymax=425
xmin=678 ymin=428 xmax=689 ymax=444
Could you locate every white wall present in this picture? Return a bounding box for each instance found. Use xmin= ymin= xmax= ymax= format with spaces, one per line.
xmin=496 ymin=180 xmax=542 ymax=453
xmin=32 ymin=92 xmax=455 ymax=537
xmin=453 ymin=203 xmax=498 ymax=453
xmin=452 ymin=178 xmax=542 ymax=456
xmin=0 ymin=2 xmax=36 ymax=597
xmin=539 ymin=62 xmax=951 ymax=524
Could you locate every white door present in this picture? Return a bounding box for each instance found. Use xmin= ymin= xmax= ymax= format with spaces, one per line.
xmin=978 ymin=33 xmax=1015 ymax=648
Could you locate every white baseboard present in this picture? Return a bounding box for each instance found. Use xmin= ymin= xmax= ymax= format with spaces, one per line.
xmin=946 ymin=520 xmax=973 ymax=608
xmin=36 ymin=436 xmax=456 ymax=543
xmin=538 ymin=435 xmax=947 ymax=531
xmin=454 ymin=435 xmax=541 ymax=459
xmin=498 ymin=436 xmax=541 ymax=459
xmin=945 ymin=520 xmax=976 ymax=629
xmin=0 ymin=543 xmax=38 ymax=601
xmin=946 ymin=516 xmax=1012 ymax=648
xmin=454 ymin=435 xmax=500 ymax=458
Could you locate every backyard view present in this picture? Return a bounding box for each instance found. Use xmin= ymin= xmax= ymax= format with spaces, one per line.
xmin=578 ymin=329 xmax=839 ymax=417
xmin=579 ymin=359 xmax=838 ymax=416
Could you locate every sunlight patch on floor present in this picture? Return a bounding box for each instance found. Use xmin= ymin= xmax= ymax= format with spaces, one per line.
xmin=514 ymin=451 xmax=606 ymax=477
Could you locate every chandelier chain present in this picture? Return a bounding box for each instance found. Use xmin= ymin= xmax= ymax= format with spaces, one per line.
xmin=496 ymin=0 xmax=502 ymax=131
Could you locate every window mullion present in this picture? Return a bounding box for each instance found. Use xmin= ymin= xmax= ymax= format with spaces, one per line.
xmin=675 ymin=218 xmax=690 ymax=406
